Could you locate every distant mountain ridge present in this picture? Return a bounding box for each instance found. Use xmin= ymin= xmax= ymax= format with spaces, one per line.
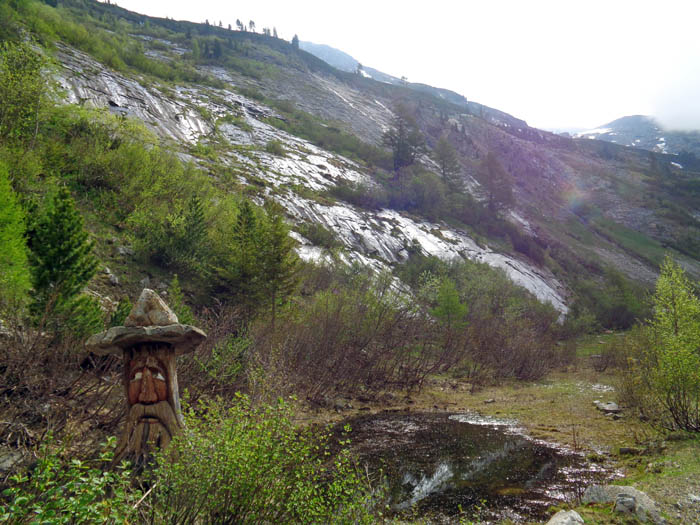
xmin=575 ymin=115 xmax=700 ymax=163
xmin=299 ymin=40 xmax=528 ymax=131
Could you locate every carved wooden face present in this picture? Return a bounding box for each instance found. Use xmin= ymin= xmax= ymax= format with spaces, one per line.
xmin=127 ymin=354 xmax=168 ymax=406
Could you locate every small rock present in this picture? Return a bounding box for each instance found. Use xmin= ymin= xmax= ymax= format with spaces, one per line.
xmin=157 ymin=281 xmax=169 ymax=291
xmin=0 ymin=447 xmax=23 ymax=472
xmin=109 ymin=273 xmax=119 ymax=286
xmin=582 ymin=485 xmax=664 ymax=524
xmin=615 ymin=494 xmax=637 ymax=514
xmin=594 ymin=400 xmax=621 ymax=413
xmin=104 ymin=267 xmax=112 ymax=275
xmin=139 ymin=277 xmax=151 ymax=288
xmin=117 ymin=245 xmax=134 ymax=257
xmin=484 ymin=398 xmax=496 ymax=404
xmin=689 ymin=494 xmax=700 ymax=504
xmin=124 ymin=289 xmax=178 ymax=327
xmin=333 ymin=398 xmax=351 ymax=411
xmin=619 ymin=447 xmax=641 ymax=455
xmin=546 ymin=510 xmax=584 ymax=525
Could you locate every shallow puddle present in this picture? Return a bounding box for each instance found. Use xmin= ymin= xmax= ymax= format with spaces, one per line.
xmin=338 ymin=411 xmax=614 ymax=522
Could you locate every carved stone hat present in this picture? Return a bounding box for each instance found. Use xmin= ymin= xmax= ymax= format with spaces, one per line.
xmin=86 ymin=288 xmax=206 ymax=356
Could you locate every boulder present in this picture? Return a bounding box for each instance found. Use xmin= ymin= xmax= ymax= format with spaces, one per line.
xmin=594 ymin=400 xmax=621 ymax=413
xmin=125 ymin=289 xmax=178 ymax=327
xmin=583 ymin=484 xmax=665 ymax=524
xmin=546 ymin=510 xmax=584 ymax=524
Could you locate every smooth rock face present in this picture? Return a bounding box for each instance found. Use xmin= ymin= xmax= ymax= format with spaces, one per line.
xmin=546 ymin=510 xmax=584 ymax=525
xmin=583 ymin=485 xmax=665 ymax=524
xmin=125 ymin=289 xmax=178 ymax=327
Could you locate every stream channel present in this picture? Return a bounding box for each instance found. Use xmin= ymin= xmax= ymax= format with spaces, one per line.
xmin=337 ymin=411 xmax=615 ymax=522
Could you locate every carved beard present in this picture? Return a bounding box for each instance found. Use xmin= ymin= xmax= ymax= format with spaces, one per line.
xmin=115 ymin=400 xmax=182 ymax=467
xmin=114 ymin=343 xmax=184 ymax=468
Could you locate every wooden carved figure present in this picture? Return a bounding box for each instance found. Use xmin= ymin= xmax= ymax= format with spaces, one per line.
xmin=86 ymin=289 xmax=206 ymax=467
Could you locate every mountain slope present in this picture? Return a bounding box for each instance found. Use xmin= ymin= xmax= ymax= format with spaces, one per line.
xmin=11 ymin=0 xmax=700 ymax=318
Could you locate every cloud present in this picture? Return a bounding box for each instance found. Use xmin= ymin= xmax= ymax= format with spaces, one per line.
xmin=652 ymin=55 xmax=700 ymax=131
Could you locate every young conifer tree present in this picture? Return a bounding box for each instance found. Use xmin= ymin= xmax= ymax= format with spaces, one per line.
xmin=27 ymin=186 xmax=98 ymax=320
xmin=259 ymin=209 xmax=301 ymax=323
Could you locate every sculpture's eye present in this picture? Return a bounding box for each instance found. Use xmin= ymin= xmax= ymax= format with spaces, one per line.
xmin=154 ymin=371 xmax=165 ymax=381
xmin=131 ymin=371 xmax=142 ymax=382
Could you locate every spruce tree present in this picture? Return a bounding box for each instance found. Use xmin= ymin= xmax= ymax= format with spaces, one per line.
xmin=259 ymin=209 xmax=300 ymax=323
xmin=433 ymin=135 xmax=461 ymax=189
xmin=225 ymin=200 xmax=263 ymax=315
xmin=216 ymin=201 xmax=300 ymax=320
xmin=478 ymin=151 xmax=515 ymax=214
xmin=382 ymin=103 xmax=425 ymax=173
xmin=0 ymin=162 xmax=30 ymax=313
xmin=27 ymin=186 xmax=98 ymax=319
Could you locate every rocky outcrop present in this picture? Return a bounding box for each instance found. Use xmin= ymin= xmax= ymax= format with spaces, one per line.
xmin=583 ymin=484 xmax=665 ymax=524
xmin=54 ymin=41 xmax=571 ymax=314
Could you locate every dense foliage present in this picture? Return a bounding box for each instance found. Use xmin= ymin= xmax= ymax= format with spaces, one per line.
xmin=0 ymin=162 xmax=30 ymax=316
xmin=149 ymin=396 xmax=376 ymax=524
xmin=1 ymin=437 xmax=139 ymax=525
xmin=619 ymin=257 xmax=700 ymax=432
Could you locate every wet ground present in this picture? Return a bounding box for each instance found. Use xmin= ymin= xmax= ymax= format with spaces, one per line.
xmin=338 ymin=411 xmax=615 ymax=522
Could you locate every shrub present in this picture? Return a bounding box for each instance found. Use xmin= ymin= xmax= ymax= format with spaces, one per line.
xmin=296 ymin=221 xmax=342 ymax=250
xmin=619 ymin=258 xmax=700 ymax=431
xmin=0 ymin=161 xmax=30 ymax=315
xmin=264 ymin=139 xmax=286 ymax=156
xmin=400 ymin=255 xmax=562 ymax=384
xmin=0 ymin=436 xmax=139 ymax=524
xmin=328 ymin=180 xmax=388 ymax=210
xmin=649 ymin=257 xmax=700 ymax=431
xmin=0 ymin=40 xmax=51 ymax=146
xmin=149 ymin=395 xmax=376 ymax=524
xmin=247 ymin=271 xmax=456 ymax=398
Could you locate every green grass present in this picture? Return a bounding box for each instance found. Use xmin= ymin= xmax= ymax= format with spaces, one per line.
xmin=593 ymin=217 xmax=667 ymax=267
xmin=575 ymin=332 xmax=621 ymax=358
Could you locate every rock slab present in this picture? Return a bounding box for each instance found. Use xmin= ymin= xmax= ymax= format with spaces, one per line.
xmin=546 ymin=510 xmax=584 ymax=525
xmin=583 ymin=484 xmax=665 ymax=524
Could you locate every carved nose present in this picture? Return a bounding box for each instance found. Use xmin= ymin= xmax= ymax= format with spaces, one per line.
xmin=138 ymin=368 xmax=158 ymax=404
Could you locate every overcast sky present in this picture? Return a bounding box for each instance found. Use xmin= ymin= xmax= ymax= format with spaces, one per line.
xmin=112 ymin=0 xmax=700 ymax=131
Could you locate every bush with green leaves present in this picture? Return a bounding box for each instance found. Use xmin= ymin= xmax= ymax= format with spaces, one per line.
xmin=0 ymin=161 xmax=30 ymax=315
xmin=0 ymin=436 xmax=139 ymax=525
xmin=0 ymin=39 xmax=51 ymax=146
xmin=149 ymin=395 xmax=376 ymax=524
xmin=648 ymin=257 xmax=700 ymax=431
